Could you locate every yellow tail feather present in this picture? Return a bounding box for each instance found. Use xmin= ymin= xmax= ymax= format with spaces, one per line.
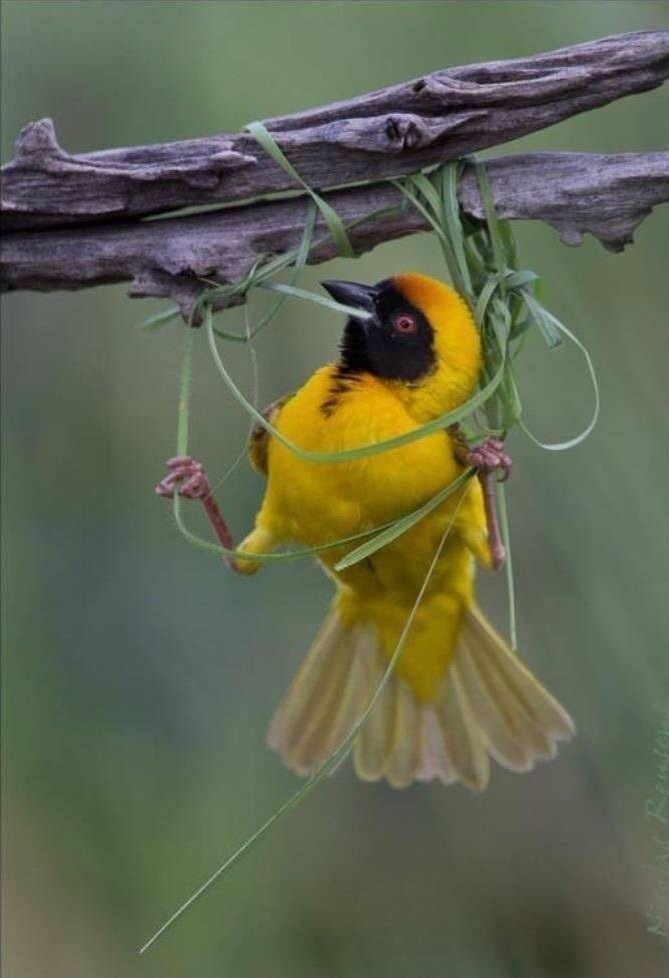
xmin=268 ymin=604 xmax=574 ymax=790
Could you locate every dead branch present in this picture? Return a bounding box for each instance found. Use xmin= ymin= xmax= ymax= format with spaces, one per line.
xmin=2 ymin=152 xmax=667 ymax=319
xmin=2 ymin=30 xmax=668 ymax=231
xmin=1 ymin=31 xmax=668 ymax=317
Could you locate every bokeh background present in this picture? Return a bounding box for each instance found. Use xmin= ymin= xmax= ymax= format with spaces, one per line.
xmin=2 ymin=2 xmax=668 ymax=977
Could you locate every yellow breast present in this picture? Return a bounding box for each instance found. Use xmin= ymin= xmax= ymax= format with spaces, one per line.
xmin=262 ymin=366 xmax=460 ymax=540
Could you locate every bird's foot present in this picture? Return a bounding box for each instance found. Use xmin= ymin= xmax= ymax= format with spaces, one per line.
xmin=466 ymin=439 xmax=512 ymax=571
xmin=466 ymin=438 xmax=512 ymax=481
xmin=155 ymin=455 xmax=211 ymax=499
xmin=155 ymin=456 xmax=239 ymax=572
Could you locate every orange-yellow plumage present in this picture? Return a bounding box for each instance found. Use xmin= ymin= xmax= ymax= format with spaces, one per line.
xmin=239 ymin=273 xmax=574 ymax=788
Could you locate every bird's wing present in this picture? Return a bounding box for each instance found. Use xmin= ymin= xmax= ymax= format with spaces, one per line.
xmin=447 ymin=423 xmax=470 ymax=465
xmin=247 ymin=392 xmax=295 ymax=476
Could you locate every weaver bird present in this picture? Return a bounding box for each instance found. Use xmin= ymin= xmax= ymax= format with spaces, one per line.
xmin=158 ymin=273 xmax=574 ymax=789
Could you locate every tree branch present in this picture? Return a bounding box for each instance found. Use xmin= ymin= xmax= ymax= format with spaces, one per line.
xmin=1 ymin=31 xmax=668 ymax=318
xmin=3 ymin=153 xmax=667 ymax=318
xmin=2 ymin=30 xmax=668 ymax=231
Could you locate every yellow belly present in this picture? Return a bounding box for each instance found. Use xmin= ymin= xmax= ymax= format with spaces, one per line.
xmin=256 ymin=366 xmax=485 ymax=700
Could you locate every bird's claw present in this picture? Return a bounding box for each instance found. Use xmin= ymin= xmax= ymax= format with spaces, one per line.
xmin=155 ymin=455 xmax=239 ymax=571
xmin=155 ymin=455 xmax=211 ymax=500
xmin=467 ymin=438 xmax=512 ymax=481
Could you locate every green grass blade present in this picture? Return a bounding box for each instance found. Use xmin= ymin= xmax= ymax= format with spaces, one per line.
xmin=474 ymin=161 xmax=509 ymax=294
xmin=136 ymin=306 xmax=181 ymax=331
xmin=172 ymin=492 xmax=398 ymax=564
xmin=176 ymin=330 xmax=195 ymax=456
xmin=505 ymin=270 xmax=538 ymax=290
xmin=259 ymin=282 xmax=373 ymax=320
xmin=241 ymin=200 xmax=319 ymax=340
xmin=407 ymin=171 xmax=443 ymax=217
xmin=210 ymin=202 xmax=318 ymax=344
xmin=518 ymin=309 xmax=600 ymax=451
xmin=522 ymin=290 xmax=563 ymax=349
xmin=500 ymin=362 xmax=523 ymax=430
xmin=473 ymin=277 xmax=500 ymax=328
xmin=209 ymin=304 xmax=261 ymax=491
xmin=392 ymin=179 xmax=449 ymax=245
xmin=246 ymin=120 xmax=355 ymax=257
xmin=495 ymin=479 xmax=517 ymax=649
xmin=498 ymin=218 xmax=519 ymax=270
xmin=440 ymin=162 xmax=473 ymax=299
xmin=334 ymin=469 xmax=473 ymax=570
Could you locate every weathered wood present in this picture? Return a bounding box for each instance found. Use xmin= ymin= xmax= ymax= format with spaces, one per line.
xmin=2 ymin=30 xmax=668 ymax=231
xmin=3 ymin=153 xmax=667 ymax=318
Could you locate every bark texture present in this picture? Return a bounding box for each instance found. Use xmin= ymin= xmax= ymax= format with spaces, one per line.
xmin=1 ymin=31 xmax=668 ymax=317
xmin=3 ymin=152 xmax=666 ymax=318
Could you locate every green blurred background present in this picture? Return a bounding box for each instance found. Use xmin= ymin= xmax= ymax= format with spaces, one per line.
xmin=2 ymin=2 xmax=668 ymax=976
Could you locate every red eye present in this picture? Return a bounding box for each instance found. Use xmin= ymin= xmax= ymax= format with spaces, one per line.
xmin=395 ymin=314 xmax=417 ymax=334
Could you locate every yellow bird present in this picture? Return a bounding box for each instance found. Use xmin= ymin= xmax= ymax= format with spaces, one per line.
xmin=161 ymin=273 xmax=574 ymax=789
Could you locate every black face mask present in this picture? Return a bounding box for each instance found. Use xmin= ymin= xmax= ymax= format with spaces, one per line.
xmin=321 ymin=278 xmax=436 ymax=382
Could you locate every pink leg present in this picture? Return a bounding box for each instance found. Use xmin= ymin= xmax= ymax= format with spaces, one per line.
xmin=466 ymin=439 xmax=512 ymax=571
xmin=155 ymin=456 xmax=239 ymax=573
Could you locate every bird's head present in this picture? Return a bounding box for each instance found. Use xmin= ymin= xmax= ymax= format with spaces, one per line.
xmin=321 ymin=273 xmax=481 ymax=418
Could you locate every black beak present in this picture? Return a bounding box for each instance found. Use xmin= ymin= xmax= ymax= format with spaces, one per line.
xmin=321 ymin=279 xmax=378 ymax=319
